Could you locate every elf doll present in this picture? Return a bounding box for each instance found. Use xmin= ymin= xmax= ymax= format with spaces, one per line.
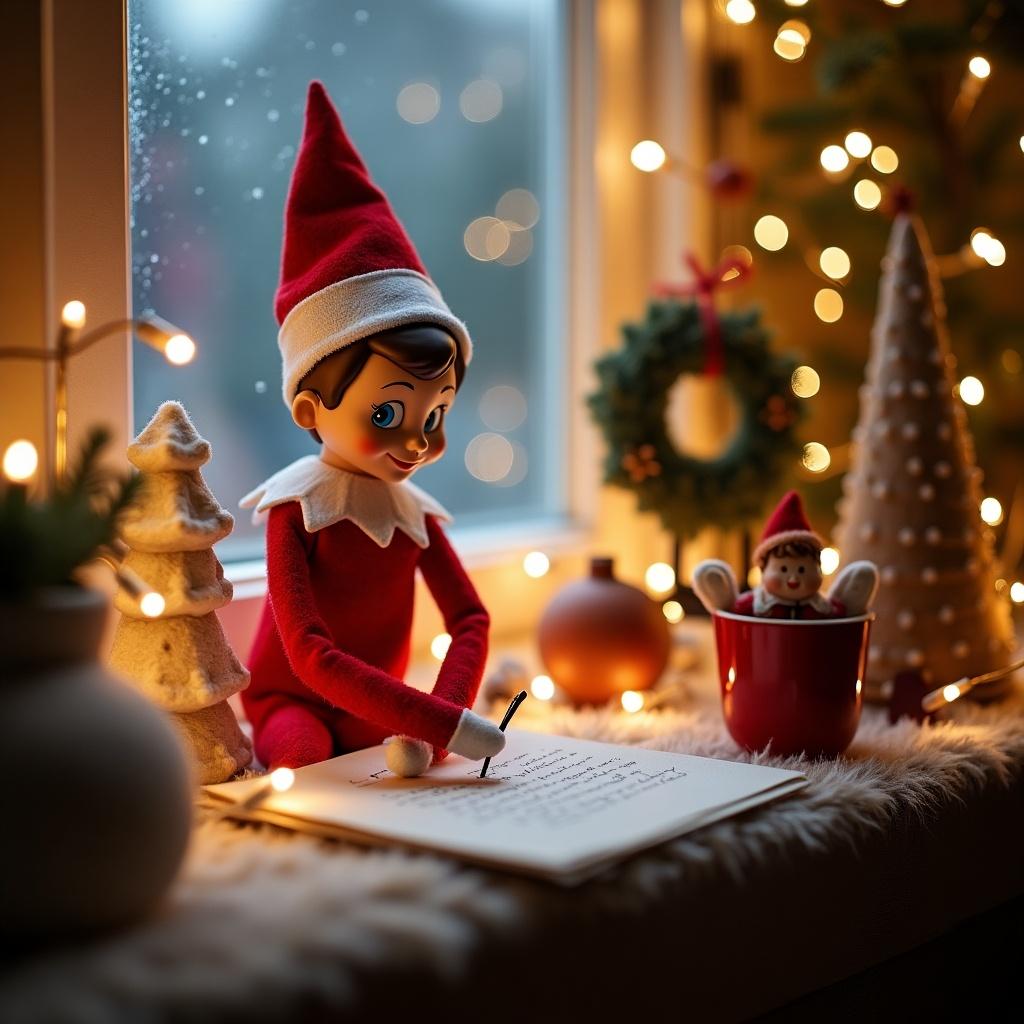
xmin=239 ymin=82 xmax=505 ymax=778
xmin=692 ymin=491 xmax=878 ymax=620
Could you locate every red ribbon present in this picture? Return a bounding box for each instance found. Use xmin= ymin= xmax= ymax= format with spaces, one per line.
xmin=654 ymin=252 xmax=752 ymax=377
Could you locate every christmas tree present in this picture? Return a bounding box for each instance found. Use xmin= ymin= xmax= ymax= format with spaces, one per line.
xmin=110 ymin=402 xmax=252 ymax=782
xmin=834 ymin=214 xmax=1015 ymax=702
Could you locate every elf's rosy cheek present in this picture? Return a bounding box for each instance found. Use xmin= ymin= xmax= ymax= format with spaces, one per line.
xmin=357 ymin=434 xmax=382 ymax=456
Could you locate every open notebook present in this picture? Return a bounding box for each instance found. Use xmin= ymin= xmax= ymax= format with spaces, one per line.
xmin=205 ymin=730 xmax=807 ymax=885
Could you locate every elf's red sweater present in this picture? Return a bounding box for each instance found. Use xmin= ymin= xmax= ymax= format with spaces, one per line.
xmin=243 ymin=500 xmax=489 ymax=756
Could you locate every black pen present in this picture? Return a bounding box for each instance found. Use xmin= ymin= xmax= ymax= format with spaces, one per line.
xmin=479 ymin=690 xmax=528 ymax=778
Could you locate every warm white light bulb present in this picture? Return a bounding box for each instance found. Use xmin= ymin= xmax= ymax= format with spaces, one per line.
xmin=620 ymin=690 xmax=645 ymax=714
xmin=630 ymin=140 xmax=666 ymax=173
xmin=844 ymin=131 xmax=872 ymax=158
xmin=819 ymin=246 xmax=851 ymax=279
xmin=522 ymin=551 xmax=550 ymax=578
xmin=853 ymin=179 xmax=882 ymax=210
xmin=645 ymin=562 xmax=676 ymax=595
xmin=968 ymin=56 xmax=991 ymax=80
xmin=662 ymin=600 xmax=684 ymax=624
xmin=942 ymin=684 xmax=963 ymax=704
xmin=791 ymin=365 xmax=821 ymax=398
xmin=2 ymin=439 xmax=39 ymax=482
xmin=164 ymin=333 xmax=196 ymax=366
xmin=870 ymin=145 xmax=899 ymax=174
xmin=139 ymin=591 xmax=166 ymax=618
xmin=820 ymin=145 xmax=850 ymax=173
xmin=959 ymin=375 xmax=984 ymax=406
xmin=820 ymin=547 xmax=841 ymax=576
xmin=753 ymin=214 xmax=788 ymax=251
xmin=430 ymin=633 xmax=452 ymax=660
xmin=530 ymin=674 xmax=555 ymax=701
xmin=1011 ymin=581 xmax=1024 ymax=604
xmin=801 ymin=442 xmax=831 ymax=473
xmin=270 ymin=767 xmax=295 ymax=792
xmin=980 ymin=497 xmax=1003 ymax=526
xmin=61 ymin=300 xmax=87 ymax=329
xmin=814 ymin=288 xmax=844 ymax=323
xmin=724 ymin=0 xmax=756 ymax=25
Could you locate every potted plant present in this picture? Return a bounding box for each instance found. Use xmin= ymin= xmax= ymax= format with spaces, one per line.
xmin=0 ymin=428 xmax=192 ymax=940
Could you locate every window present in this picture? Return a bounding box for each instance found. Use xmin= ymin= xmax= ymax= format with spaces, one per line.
xmin=128 ymin=0 xmax=568 ymax=561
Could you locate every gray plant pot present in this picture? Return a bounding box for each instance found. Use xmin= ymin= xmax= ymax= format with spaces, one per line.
xmin=0 ymin=586 xmax=192 ymax=939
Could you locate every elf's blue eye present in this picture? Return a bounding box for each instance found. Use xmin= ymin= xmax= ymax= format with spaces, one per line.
xmin=424 ymin=405 xmax=445 ymax=434
xmin=370 ymin=401 xmax=404 ymax=429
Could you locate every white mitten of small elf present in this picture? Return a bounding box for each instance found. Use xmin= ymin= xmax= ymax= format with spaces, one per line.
xmin=829 ymin=561 xmax=880 ymax=617
xmin=692 ymin=559 xmax=739 ymax=613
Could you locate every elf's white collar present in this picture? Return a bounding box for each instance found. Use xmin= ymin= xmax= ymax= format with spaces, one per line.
xmin=753 ymin=584 xmax=833 ymax=616
xmin=240 ymin=455 xmax=451 ymax=549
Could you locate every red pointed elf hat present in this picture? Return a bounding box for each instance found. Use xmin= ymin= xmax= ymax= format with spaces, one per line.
xmin=274 ymin=81 xmax=472 ymax=404
xmin=752 ymin=490 xmax=823 ymax=567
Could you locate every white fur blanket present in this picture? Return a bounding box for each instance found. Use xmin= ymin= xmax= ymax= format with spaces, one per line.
xmin=3 ymin=675 xmax=1022 ymax=1023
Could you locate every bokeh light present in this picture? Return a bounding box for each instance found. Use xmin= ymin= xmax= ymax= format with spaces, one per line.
xmin=621 ymin=690 xmax=645 ymax=713
xmin=958 ymin=376 xmax=984 ymax=406
xmin=814 ymin=288 xmax=844 ymax=323
xmin=819 ymin=246 xmax=851 ymax=279
xmin=465 ymin=432 xmax=515 ymax=482
xmin=801 ymin=442 xmax=831 ymax=473
xmin=754 ymin=214 xmax=788 ymax=251
xmin=396 ymin=82 xmax=440 ymax=124
xmin=724 ymin=0 xmax=756 ymax=25
xmin=270 ymin=767 xmax=295 ymax=792
xmin=164 ymin=334 xmax=196 ymax=365
xmin=662 ymin=600 xmax=684 ymax=624
xmin=853 ymin=179 xmax=882 ymax=210
xmin=479 ymin=385 xmax=528 ymax=432
xmin=980 ymin=497 xmax=1003 ymax=526
xmin=870 ymin=145 xmax=899 ymax=174
xmin=464 ymin=216 xmax=510 ymax=262
xmin=820 ymin=145 xmax=849 ymax=173
xmin=431 ymin=633 xmax=452 ymax=660
xmin=2 ymin=439 xmax=39 ymax=482
xmin=523 ymin=551 xmax=550 ymax=578
xmin=820 ymin=547 xmax=840 ymax=576
xmin=496 ymin=188 xmax=540 ymax=229
xmin=645 ymin=562 xmax=676 ymax=595
xmin=791 ymin=365 xmax=821 ymax=398
xmin=459 ymin=79 xmax=503 ymax=122
xmin=140 ymin=591 xmax=166 ymax=618
xmin=630 ymin=140 xmax=666 ymax=172
xmin=844 ymin=131 xmax=872 ymax=158
xmin=531 ymin=674 xmax=555 ymax=701
xmin=1011 ymin=581 xmax=1024 ymax=604
xmin=968 ymin=56 xmax=991 ymax=79
xmin=61 ymin=300 xmax=87 ymax=329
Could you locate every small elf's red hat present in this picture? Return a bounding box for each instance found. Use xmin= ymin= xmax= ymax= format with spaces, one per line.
xmin=274 ymin=81 xmax=471 ymax=405
xmin=753 ymin=491 xmax=823 ymax=567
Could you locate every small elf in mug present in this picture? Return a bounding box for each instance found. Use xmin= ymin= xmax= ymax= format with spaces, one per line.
xmin=241 ymin=82 xmax=505 ymax=777
xmin=692 ymin=491 xmax=878 ymax=620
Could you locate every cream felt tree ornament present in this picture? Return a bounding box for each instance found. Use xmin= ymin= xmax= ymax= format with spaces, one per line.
xmin=834 ymin=214 xmax=1015 ymax=703
xmin=110 ymin=402 xmax=252 ymax=782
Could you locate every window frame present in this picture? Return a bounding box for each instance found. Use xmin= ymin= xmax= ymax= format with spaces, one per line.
xmin=51 ymin=0 xmax=705 ymax=651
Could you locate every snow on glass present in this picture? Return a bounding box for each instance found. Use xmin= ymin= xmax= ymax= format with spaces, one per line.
xmin=128 ymin=0 xmax=560 ymax=558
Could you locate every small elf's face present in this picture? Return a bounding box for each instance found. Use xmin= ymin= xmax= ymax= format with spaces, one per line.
xmin=293 ymin=353 xmax=456 ymax=484
xmin=762 ymin=552 xmax=822 ymax=602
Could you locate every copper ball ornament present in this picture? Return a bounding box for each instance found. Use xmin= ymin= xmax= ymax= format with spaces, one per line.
xmin=538 ymin=557 xmax=671 ymax=705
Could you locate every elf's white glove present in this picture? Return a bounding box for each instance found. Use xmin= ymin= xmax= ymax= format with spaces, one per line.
xmin=829 ymin=560 xmax=879 ymax=616
xmin=384 ymin=709 xmax=505 ymax=778
xmin=692 ymin=559 xmax=739 ymax=614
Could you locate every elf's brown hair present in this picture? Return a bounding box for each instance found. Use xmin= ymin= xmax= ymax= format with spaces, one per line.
xmin=297 ymin=325 xmax=464 ymax=444
xmin=759 ymin=539 xmax=821 ymax=569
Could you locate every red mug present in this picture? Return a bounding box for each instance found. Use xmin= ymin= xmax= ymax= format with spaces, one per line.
xmin=712 ymin=610 xmax=873 ymax=758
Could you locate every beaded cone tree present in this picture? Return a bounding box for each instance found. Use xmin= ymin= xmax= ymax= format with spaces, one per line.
xmin=834 ymin=214 xmax=1015 ymax=703
xmin=110 ymin=402 xmax=252 ymax=782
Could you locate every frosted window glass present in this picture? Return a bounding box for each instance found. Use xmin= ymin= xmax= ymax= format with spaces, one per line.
xmin=129 ymin=0 xmax=566 ymax=560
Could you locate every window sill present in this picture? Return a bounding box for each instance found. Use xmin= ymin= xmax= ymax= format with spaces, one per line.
xmin=223 ymin=513 xmax=594 ymax=600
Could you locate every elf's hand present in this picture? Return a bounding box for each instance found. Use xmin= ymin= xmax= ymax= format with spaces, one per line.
xmin=693 ymin=559 xmax=739 ymax=613
xmin=829 ymin=560 xmax=879 ymax=616
xmin=384 ymin=735 xmax=434 ymax=778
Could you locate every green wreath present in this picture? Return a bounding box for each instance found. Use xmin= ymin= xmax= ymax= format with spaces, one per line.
xmin=588 ymin=299 xmax=805 ymax=539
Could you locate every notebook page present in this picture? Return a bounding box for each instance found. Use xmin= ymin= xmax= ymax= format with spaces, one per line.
xmin=207 ymin=730 xmax=805 ymax=877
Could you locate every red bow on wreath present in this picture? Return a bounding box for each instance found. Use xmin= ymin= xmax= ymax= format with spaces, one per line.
xmin=654 ymin=252 xmax=752 ymax=377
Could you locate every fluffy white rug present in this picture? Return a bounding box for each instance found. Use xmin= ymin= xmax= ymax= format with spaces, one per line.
xmin=2 ymin=675 xmax=1022 ymax=1023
